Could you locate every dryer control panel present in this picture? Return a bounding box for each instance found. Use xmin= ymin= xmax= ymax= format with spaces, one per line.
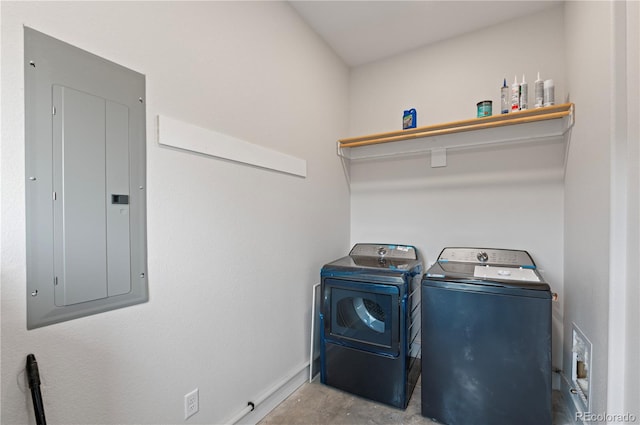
xmin=437 ymin=247 xmax=535 ymax=268
xmin=350 ymin=243 xmax=417 ymax=260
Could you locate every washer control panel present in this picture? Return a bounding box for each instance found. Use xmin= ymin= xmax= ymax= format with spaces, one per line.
xmin=349 ymin=243 xmax=417 ymax=260
xmin=437 ymin=247 xmax=535 ymax=267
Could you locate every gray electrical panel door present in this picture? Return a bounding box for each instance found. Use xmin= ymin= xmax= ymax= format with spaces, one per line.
xmin=25 ymin=28 xmax=148 ymax=329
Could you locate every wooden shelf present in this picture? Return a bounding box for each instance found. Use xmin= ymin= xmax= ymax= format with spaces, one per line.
xmin=336 ymin=103 xmax=575 ymax=181
xmin=336 ymin=102 xmax=575 ymax=173
xmin=339 ymin=103 xmax=574 ymax=149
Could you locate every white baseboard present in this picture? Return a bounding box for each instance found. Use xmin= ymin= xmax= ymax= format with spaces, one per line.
xmin=232 ymin=364 xmax=309 ymax=425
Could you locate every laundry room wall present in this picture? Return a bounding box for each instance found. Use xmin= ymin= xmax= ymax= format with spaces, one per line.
xmin=347 ymin=6 xmax=567 ymax=387
xmin=563 ymin=0 xmax=640 ymax=419
xmin=562 ymin=1 xmax=612 ymax=418
xmin=1 ymin=2 xmax=349 ymax=424
xmin=622 ymin=0 xmax=640 ymax=414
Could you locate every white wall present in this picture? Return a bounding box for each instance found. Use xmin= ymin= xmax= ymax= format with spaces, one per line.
xmin=348 ymin=7 xmax=566 ymax=136
xmin=563 ymin=1 xmax=614 ymax=417
xmin=561 ymin=0 xmax=639 ymax=419
xmin=624 ymin=1 xmax=640 ymax=414
xmin=564 ymin=0 xmax=640 ymax=419
xmin=0 ymin=2 xmax=350 ymax=424
xmin=608 ymin=0 xmax=640 ymax=419
xmin=348 ymin=6 xmax=566 ymax=384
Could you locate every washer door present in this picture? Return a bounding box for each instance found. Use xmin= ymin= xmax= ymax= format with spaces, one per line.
xmin=323 ymin=278 xmax=400 ymax=354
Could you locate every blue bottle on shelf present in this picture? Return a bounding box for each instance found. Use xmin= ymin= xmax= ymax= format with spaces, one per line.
xmin=403 ymin=108 xmax=417 ymax=129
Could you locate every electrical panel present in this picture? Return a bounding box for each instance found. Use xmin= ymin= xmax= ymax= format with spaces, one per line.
xmin=25 ymin=27 xmax=148 ymax=329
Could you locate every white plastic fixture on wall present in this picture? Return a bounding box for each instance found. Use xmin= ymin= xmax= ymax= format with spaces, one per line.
xmin=157 ymin=115 xmax=307 ymax=177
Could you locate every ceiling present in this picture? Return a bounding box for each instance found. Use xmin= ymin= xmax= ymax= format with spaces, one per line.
xmin=289 ymin=1 xmax=563 ymax=67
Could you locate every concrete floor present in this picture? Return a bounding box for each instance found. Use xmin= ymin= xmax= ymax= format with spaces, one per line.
xmin=258 ymin=378 xmax=574 ymax=425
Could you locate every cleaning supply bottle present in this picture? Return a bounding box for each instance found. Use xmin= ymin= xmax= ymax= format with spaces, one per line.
xmin=519 ymin=74 xmax=528 ymax=110
xmin=544 ymin=79 xmax=555 ymax=107
xmin=511 ymin=75 xmax=520 ymax=112
xmin=534 ymin=72 xmax=544 ymax=108
xmin=500 ymin=78 xmax=509 ymax=114
xmin=402 ymin=108 xmax=417 ymax=129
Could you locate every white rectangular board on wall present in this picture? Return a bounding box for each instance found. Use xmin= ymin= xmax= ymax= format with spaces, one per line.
xmin=25 ymin=27 xmax=149 ymax=329
xmin=157 ymin=115 xmax=307 ymax=178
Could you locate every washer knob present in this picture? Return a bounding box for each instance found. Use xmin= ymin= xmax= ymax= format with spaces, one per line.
xmin=477 ymin=251 xmax=489 ymax=262
xmin=377 ymin=247 xmax=387 ymax=257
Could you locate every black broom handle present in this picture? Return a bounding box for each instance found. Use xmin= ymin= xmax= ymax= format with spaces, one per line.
xmin=26 ymin=354 xmax=47 ymax=425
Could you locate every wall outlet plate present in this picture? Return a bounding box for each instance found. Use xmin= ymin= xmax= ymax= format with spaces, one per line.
xmin=184 ymin=388 xmax=199 ymax=420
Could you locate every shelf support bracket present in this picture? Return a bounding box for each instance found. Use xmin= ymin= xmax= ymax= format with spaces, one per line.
xmin=431 ymin=147 xmax=447 ymax=168
xmin=337 ymin=142 xmax=351 ymax=187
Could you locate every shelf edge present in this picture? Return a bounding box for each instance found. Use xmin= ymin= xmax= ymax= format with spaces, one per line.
xmin=339 ymin=103 xmax=574 ymax=148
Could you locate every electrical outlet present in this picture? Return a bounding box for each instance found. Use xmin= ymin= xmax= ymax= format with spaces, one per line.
xmin=184 ymin=388 xmax=199 ymax=420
